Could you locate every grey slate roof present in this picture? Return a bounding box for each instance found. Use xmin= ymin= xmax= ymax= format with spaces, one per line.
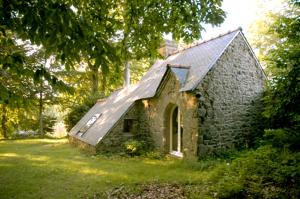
xmin=69 ymin=29 xmax=241 ymax=146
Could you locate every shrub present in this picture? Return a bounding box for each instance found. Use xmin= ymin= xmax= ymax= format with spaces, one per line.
xmin=64 ymin=94 xmax=105 ymax=132
xmin=64 ymin=104 xmax=91 ymax=132
xmin=143 ymin=150 xmax=165 ymax=159
xmin=186 ymin=145 xmax=300 ymax=198
xmin=42 ymin=114 xmax=57 ymax=134
xmin=124 ymin=140 xmax=145 ymax=156
xmin=222 ymin=145 xmax=300 ymax=198
xmin=264 ymin=128 xmax=300 ymax=151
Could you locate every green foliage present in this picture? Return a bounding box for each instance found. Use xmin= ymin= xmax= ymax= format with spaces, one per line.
xmin=0 ymin=30 xmax=33 ymax=106
xmin=264 ymin=129 xmax=300 ymax=150
xmin=42 ymin=115 xmax=57 ymax=134
xmin=250 ymin=0 xmax=300 ymax=150
xmin=123 ymin=137 xmax=159 ymax=157
xmin=19 ymin=115 xmax=57 ymax=135
xmin=0 ymin=28 xmax=72 ymax=138
xmin=0 ymin=0 xmax=226 ymax=71
xmin=229 ymin=146 xmax=300 ymax=198
xmin=64 ymin=103 xmax=92 ymax=132
xmin=128 ymin=59 xmax=153 ymax=84
xmin=124 ymin=140 xmax=146 ymax=156
xmin=208 ymin=148 xmax=243 ymax=161
xmin=260 ymin=0 xmax=300 ymax=151
xmin=185 ymin=146 xmax=300 ymax=198
xmin=64 ymin=94 xmax=103 ymax=131
xmin=143 ymin=150 xmax=165 ymax=159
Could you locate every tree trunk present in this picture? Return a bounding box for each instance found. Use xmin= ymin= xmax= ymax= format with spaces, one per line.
xmin=1 ymin=104 xmax=8 ymax=139
xmin=39 ymin=80 xmax=44 ymax=137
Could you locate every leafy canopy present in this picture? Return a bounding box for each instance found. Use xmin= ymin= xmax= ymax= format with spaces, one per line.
xmin=1 ymin=0 xmax=226 ymax=69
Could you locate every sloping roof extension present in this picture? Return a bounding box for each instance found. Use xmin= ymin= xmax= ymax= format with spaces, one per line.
xmin=69 ymin=29 xmax=241 ymax=146
xmin=69 ymin=60 xmax=168 ymax=146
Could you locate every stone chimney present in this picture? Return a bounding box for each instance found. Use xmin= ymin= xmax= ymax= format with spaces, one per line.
xmin=158 ymin=39 xmax=178 ymax=58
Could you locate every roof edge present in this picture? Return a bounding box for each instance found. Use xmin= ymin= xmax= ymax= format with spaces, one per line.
xmin=238 ymin=31 xmax=268 ymax=80
xmin=153 ymin=66 xmax=172 ymax=97
xmin=179 ymin=30 xmax=241 ymax=92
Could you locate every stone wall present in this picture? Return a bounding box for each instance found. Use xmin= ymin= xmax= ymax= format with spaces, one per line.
xmin=96 ymin=104 xmax=138 ymax=153
xmin=195 ymin=33 xmax=265 ymax=156
xmin=69 ymin=136 xmax=96 ymax=154
xmin=138 ymin=70 xmax=199 ymax=159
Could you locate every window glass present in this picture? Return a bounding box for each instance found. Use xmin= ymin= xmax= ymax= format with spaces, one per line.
xmin=123 ymin=119 xmax=134 ymax=133
xmin=76 ymin=113 xmax=102 ymax=137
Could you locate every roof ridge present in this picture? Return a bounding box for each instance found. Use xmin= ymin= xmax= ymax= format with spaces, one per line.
xmin=168 ymin=27 xmax=242 ymax=56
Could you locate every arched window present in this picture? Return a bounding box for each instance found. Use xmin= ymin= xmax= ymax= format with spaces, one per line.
xmin=170 ymin=106 xmax=183 ymax=157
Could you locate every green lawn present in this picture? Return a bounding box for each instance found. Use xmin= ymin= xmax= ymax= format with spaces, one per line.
xmin=0 ymin=139 xmax=232 ymax=199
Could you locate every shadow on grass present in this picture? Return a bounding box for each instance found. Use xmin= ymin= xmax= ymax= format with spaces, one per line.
xmin=0 ymin=139 xmax=228 ymax=199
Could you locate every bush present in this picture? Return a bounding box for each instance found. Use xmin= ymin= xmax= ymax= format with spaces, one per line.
xmin=124 ymin=140 xmax=146 ymax=156
xmin=264 ymin=128 xmax=300 ymax=151
xmin=10 ymin=114 xmax=57 ymax=138
xmin=42 ymin=114 xmax=57 ymax=134
xmin=218 ymin=145 xmax=300 ymax=198
xmin=64 ymin=94 xmax=105 ymax=132
xmin=185 ymin=145 xmax=299 ymax=198
xmin=64 ymin=104 xmax=91 ymax=131
xmin=210 ymin=148 xmax=242 ymax=160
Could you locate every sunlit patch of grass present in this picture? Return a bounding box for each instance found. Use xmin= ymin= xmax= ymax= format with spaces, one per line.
xmin=79 ymin=167 xmax=110 ymax=176
xmin=0 ymin=152 xmax=19 ymax=157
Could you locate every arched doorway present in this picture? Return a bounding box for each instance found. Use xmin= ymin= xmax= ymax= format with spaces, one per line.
xmin=170 ymin=106 xmax=183 ymax=157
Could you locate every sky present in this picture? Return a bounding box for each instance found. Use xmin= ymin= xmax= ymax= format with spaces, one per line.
xmin=200 ymin=0 xmax=284 ymax=40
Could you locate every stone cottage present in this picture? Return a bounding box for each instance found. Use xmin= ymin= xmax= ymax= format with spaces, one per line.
xmin=69 ymin=28 xmax=266 ymax=158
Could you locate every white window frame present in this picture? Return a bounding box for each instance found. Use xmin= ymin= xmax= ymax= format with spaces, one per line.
xmin=76 ymin=113 xmax=102 ymax=137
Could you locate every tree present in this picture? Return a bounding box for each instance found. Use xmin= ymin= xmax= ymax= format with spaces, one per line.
xmin=251 ymin=0 xmax=300 ymax=150
xmin=1 ymin=0 xmax=226 ymax=94
xmin=0 ymin=29 xmax=34 ymax=138
xmin=0 ymin=29 xmax=72 ymax=138
xmin=30 ymin=50 xmax=73 ymax=137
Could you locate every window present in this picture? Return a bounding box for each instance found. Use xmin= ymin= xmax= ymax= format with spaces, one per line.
xmin=76 ymin=113 xmax=102 ymax=137
xmin=170 ymin=106 xmax=183 ymax=157
xmin=123 ymin=119 xmax=134 ymax=133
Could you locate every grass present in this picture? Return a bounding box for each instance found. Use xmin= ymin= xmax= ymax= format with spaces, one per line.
xmin=1 ymin=139 xmax=297 ymax=198
xmin=0 ymin=139 xmax=237 ymax=199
